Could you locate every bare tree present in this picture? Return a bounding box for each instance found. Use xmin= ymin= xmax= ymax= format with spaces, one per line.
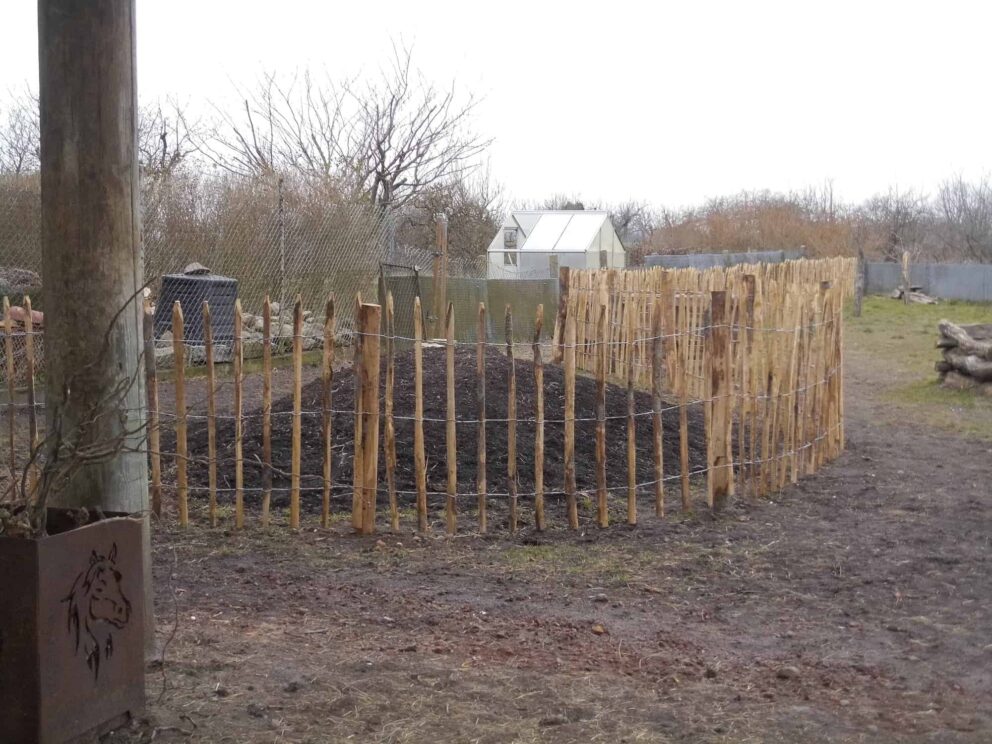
xmin=529 ymin=194 xmax=589 ymax=211
xmin=137 ymin=98 xmax=199 ymax=180
xmin=343 ymin=46 xmax=490 ymax=210
xmin=397 ymin=164 xmax=505 ymax=261
xmin=608 ymin=200 xmax=654 ymax=251
xmin=197 ymin=46 xmax=490 ymax=211
xmin=0 ymin=87 xmax=40 ymax=175
xmin=857 ymin=187 xmax=931 ymax=261
xmin=196 ymin=78 xmax=280 ymax=179
xmin=937 ymin=175 xmax=992 ymax=262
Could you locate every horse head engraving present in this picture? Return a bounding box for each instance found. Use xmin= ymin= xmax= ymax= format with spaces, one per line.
xmin=63 ymin=543 xmax=131 ymax=680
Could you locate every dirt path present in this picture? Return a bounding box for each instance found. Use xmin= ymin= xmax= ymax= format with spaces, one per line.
xmin=110 ymin=344 xmax=991 ymax=743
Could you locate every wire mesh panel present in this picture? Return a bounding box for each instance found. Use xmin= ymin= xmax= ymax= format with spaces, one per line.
xmin=142 ymin=176 xmax=392 ymax=334
xmin=0 ymin=173 xmax=393 ymax=374
xmin=0 ymin=175 xmax=42 ymax=283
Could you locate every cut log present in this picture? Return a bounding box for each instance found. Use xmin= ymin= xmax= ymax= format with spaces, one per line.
xmin=942 ymin=348 xmax=992 ymax=382
xmin=891 ymin=287 xmax=938 ymax=304
xmin=941 ymin=370 xmax=992 ymax=396
xmin=938 ymin=320 xmax=992 ymax=360
xmin=961 ymin=324 xmax=992 ymax=342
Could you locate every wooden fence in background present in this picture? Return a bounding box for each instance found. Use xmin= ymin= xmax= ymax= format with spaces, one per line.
xmin=554 ymin=256 xmax=854 ymax=511
xmin=2 ymin=257 xmax=854 ymax=534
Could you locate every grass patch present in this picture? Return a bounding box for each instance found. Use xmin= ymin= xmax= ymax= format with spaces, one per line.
xmin=503 ymin=542 xmax=640 ymax=585
xmin=848 ymin=296 xmax=992 ymax=439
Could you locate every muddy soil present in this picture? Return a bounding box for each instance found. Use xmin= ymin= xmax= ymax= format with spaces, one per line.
xmin=106 ymin=346 xmax=991 ymax=743
xmin=170 ymin=347 xmax=708 ymax=518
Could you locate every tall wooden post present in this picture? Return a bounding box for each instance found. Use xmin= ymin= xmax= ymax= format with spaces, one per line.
xmin=707 ymin=291 xmax=732 ymax=511
xmin=431 ymin=215 xmax=449 ymax=338
xmin=352 ymin=303 xmax=382 ymax=534
xmin=901 ymin=250 xmax=911 ymax=305
xmin=38 ymin=0 xmax=152 ymax=651
xmin=853 ymin=248 xmax=865 ymax=318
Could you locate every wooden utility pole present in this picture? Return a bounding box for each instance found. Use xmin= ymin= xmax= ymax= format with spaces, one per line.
xmin=38 ymin=0 xmax=152 ymax=649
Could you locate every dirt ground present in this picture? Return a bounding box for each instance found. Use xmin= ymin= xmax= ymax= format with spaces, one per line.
xmin=103 ymin=307 xmax=991 ymax=744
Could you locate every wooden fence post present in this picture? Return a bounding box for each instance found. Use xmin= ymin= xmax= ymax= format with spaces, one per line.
xmin=23 ymin=296 xmax=38 ymax=495
xmin=707 ymin=290 xmax=732 ymax=511
xmin=650 ymin=297 xmax=665 ymax=518
xmin=352 ymin=297 xmax=364 ymax=531
xmin=506 ymin=305 xmax=518 ymax=533
xmin=202 ymin=301 xmax=218 ymax=526
xmin=432 ymin=215 xmax=448 ymax=338
xmin=172 ymin=301 xmax=188 ymax=527
xmin=445 ymin=302 xmax=457 ymax=535
xmin=564 ymin=309 xmax=578 ymax=529
xmin=261 ymin=295 xmax=273 ymax=527
xmin=384 ymin=293 xmax=398 ymax=531
xmin=321 ymin=295 xmax=335 ymax=529
xmin=553 ymin=266 xmax=570 ymax=363
xmin=739 ymin=275 xmax=756 ymax=499
xmin=141 ymin=299 xmax=161 ymax=518
xmin=413 ymin=297 xmax=428 ymax=532
xmin=476 ymin=303 xmax=487 ymax=533
xmin=626 ymin=330 xmax=637 ymax=527
xmin=678 ymin=300 xmax=692 ymax=512
xmin=234 ymin=299 xmax=245 ymax=529
xmin=837 ymin=286 xmax=846 ymax=453
xmin=854 ymin=248 xmax=865 ymax=317
xmin=3 ymin=298 xmax=13 ymax=498
xmin=901 ymin=250 xmax=910 ymax=305
xmin=353 ymin=302 xmax=381 ymax=534
xmin=286 ymin=296 xmax=301 ymax=528
xmin=595 ymin=301 xmax=608 ymax=528
xmin=533 ymin=304 xmax=546 ymax=531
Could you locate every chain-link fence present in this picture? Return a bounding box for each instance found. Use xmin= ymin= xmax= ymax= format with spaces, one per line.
xmin=143 ymin=176 xmax=392 ymax=327
xmin=380 ymin=246 xmax=558 ymax=345
xmin=0 ymin=172 xmax=394 ymax=375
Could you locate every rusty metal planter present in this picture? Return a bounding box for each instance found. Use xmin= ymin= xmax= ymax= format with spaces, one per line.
xmin=0 ymin=511 xmax=145 ymax=743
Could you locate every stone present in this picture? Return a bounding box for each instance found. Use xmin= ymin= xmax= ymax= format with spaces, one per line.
xmin=186 ymin=345 xmax=207 ymax=366
xmin=242 ymin=330 xmax=264 ymax=359
xmin=0 ymin=266 xmax=42 ymax=292
xmin=212 ymin=343 xmax=234 ymax=364
xmin=154 ymin=345 xmax=174 ymax=369
xmin=183 ymin=262 xmax=211 ymax=275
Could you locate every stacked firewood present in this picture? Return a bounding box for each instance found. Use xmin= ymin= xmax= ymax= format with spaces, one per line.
xmin=936 ymin=321 xmax=992 ymax=394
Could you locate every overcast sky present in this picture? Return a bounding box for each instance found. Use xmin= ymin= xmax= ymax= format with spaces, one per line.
xmin=2 ymin=0 xmax=990 ymax=208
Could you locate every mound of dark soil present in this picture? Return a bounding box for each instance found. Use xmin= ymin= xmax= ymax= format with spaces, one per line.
xmin=182 ymin=347 xmax=707 ymax=512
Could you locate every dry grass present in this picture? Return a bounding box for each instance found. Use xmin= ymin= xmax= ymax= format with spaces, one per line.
xmin=845 ymin=295 xmax=992 ymax=439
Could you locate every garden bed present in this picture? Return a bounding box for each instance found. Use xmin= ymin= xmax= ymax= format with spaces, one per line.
xmin=175 ymin=347 xmax=708 ymax=517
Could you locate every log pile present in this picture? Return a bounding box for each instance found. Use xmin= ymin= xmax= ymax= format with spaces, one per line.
xmin=890 ymin=286 xmax=938 ymax=304
xmin=936 ymin=321 xmax=992 ymax=395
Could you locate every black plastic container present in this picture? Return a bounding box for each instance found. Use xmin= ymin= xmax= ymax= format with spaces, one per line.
xmin=153 ymin=272 xmax=238 ymax=342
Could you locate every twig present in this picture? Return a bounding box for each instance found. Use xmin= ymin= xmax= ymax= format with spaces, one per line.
xmin=156 ymin=545 xmax=181 ymax=704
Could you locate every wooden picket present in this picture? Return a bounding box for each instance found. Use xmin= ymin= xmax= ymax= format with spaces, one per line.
xmin=0 ymin=256 xmax=851 ymax=534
